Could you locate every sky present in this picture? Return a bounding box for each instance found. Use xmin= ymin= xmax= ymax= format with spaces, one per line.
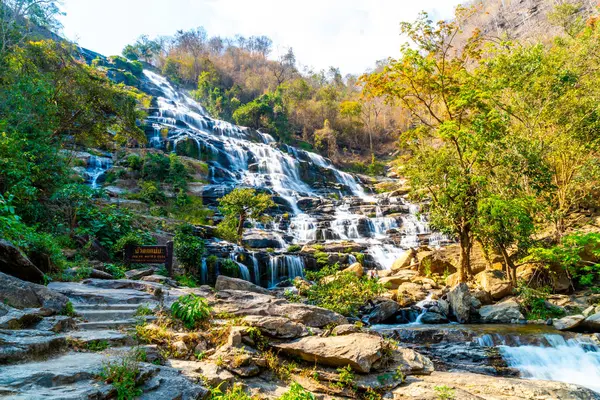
xmin=59 ymin=0 xmax=462 ymax=75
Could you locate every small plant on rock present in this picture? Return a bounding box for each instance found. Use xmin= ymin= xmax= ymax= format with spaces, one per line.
xmin=434 ymin=385 xmax=455 ymax=400
xmin=279 ymin=382 xmax=316 ymax=400
xmin=171 ymin=294 xmax=212 ymax=329
xmin=100 ymin=356 xmax=142 ymax=400
xmin=211 ymin=383 xmax=253 ymax=399
xmin=335 ymin=365 xmax=356 ymax=390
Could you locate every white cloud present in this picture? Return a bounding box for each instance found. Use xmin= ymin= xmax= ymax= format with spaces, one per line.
xmin=59 ymin=0 xmax=461 ymax=74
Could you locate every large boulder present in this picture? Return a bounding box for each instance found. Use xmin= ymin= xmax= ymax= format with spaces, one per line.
xmin=211 ymin=290 xmax=347 ymax=328
xmin=273 ymin=333 xmax=385 ymax=373
xmin=379 ymin=270 xmax=418 ymax=290
xmin=475 ymin=269 xmax=513 ymax=300
xmin=479 ymin=299 xmax=524 ymax=323
xmin=391 ymin=249 xmax=416 ymax=272
xmin=243 ymin=315 xmax=308 ymax=339
xmin=447 ymin=283 xmax=472 ymax=323
xmin=0 ymin=272 xmax=69 ymax=315
xmin=517 ymin=264 xmax=572 ymax=293
xmin=553 ymin=315 xmax=585 ymax=331
xmin=396 ymin=282 xmax=427 ymax=307
xmin=0 ymin=239 xmax=44 ymax=283
xmin=343 ymin=263 xmax=364 ymax=277
xmin=215 ymin=275 xmax=270 ymax=295
xmin=417 ymin=250 xmax=457 ymax=276
xmin=242 ymin=229 xmax=285 ymax=249
xmin=581 ymin=312 xmax=600 ymax=332
xmin=365 ymin=300 xmax=400 ymax=324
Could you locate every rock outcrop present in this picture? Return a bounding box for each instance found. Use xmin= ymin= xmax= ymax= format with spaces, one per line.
xmin=0 ymin=239 xmax=44 ymax=283
xmin=479 ymin=299 xmax=524 ymax=323
xmin=475 ymin=269 xmax=513 ymax=300
xmin=447 ymin=283 xmax=472 ymax=323
xmin=0 ymin=272 xmax=69 ymax=314
xmin=215 ymin=275 xmax=271 ymax=295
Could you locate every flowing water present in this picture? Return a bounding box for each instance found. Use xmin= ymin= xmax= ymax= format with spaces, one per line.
xmin=85 ymin=155 xmax=112 ymax=188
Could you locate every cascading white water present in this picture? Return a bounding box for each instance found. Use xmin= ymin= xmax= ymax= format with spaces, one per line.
xmin=499 ymin=334 xmax=600 ymax=393
xmin=86 ymin=155 xmax=112 ymax=189
xmin=250 ymin=252 xmax=260 ymax=284
xmin=200 ymin=258 xmax=208 ymax=284
xmin=269 ymin=255 xmax=305 ymax=287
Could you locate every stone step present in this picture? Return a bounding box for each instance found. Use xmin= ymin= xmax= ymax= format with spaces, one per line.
xmin=73 ymin=304 xmax=143 ymax=311
xmin=67 ymin=330 xmax=134 ymax=347
xmin=48 ymin=282 xmax=158 ymax=305
xmin=77 ymin=309 xmax=139 ymax=322
xmin=77 ymin=316 xmax=156 ymax=331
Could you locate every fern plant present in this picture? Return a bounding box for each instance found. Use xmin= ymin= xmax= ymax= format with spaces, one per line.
xmin=170 ymin=294 xmax=211 ymax=329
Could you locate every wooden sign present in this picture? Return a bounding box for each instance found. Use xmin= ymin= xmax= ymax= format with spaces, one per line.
xmin=125 ymin=241 xmax=173 ymax=276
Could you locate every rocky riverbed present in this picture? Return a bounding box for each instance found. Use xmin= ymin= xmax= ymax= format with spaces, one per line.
xmin=1 ymin=271 xmax=599 ymax=399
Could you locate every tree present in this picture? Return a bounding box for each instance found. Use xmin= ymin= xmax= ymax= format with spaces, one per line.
xmin=314 ymin=119 xmax=338 ymax=159
xmin=362 ymin=10 xmax=497 ymax=282
xmin=475 ymin=196 xmax=535 ymax=283
xmin=217 ymin=188 xmax=274 ymax=244
xmin=0 ymin=0 xmax=63 ymax=56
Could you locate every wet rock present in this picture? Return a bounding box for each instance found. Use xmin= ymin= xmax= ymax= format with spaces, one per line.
xmin=472 ymin=289 xmax=494 ymax=306
xmin=243 ymin=229 xmax=285 ymax=249
xmin=419 ymin=311 xmax=449 ymax=324
xmin=554 ymin=315 xmax=586 ymax=331
xmin=215 ymin=275 xmax=271 ymax=295
xmin=273 ymin=333 xmax=385 ymax=373
xmin=582 ymin=312 xmax=600 ymax=332
xmin=391 ymin=249 xmax=416 ymax=272
xmin=475 ymin=269 xmax=513 ymax=300
xmin=125 ymin=267 xmax=155 ymax=280
xmin=365 ymin=300 xmax=400 ymax=324
xmin=0 ymin=272 xmax=69 ymax=315
xmin=479 ymin=299 xmax=524 ymax=323
xmin=448 ymin=283 xmax=472 ymax=323
xmin=243 ymin=316 xmax=308 ymax=339
xmin=212 ymin=290 xmax=347 ymax=328
xmin=297 ymin=197 xmax=323 ymax=211
xmin=0 ymin=239 xmax=44 ymax=283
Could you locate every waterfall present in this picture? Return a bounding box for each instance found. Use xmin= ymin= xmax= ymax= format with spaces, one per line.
xmin=229 ymin=254 xmax=251 ymax=282
xmin=499 ymin=335 xmax=600 ymax=393
xmin=200 ymin=258 xmax=208 ymax=284
xmin=250 ymin=252 xmax=260 ymax=284
xmin=86 ymin=155 xmax=112 ymax=189
xmin=269 ymin=255 xmax=305 ymax=287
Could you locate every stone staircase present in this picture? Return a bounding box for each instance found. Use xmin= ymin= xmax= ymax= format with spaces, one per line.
xmin=74 ymin=303 xmax=156 ymax=331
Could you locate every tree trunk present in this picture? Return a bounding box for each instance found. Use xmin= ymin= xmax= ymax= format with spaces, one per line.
xmin=458 ymin=228 xmax=472 ymax=282
xmin=500 ymin=246 xmax=517 ymax=285
xmin=237 ymin=214 xmax=246 ymax=245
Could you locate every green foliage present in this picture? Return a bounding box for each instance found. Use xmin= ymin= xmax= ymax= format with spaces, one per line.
xmin=217 ymin=188 xmax=274 ymax=244
xmin=170 ymin=294 xmax=212 ymax=329
xmin=135 ymin=304 xmax=154 ymax=316
xmin=174 ymin=223 xmax=205 ymax=275
xmin=61 ymin=301 xmax=76 ymax=317
xmin=100 ymin=357 xmax=142 ymax=400
xmin=104 ymin=264 xmax=126 ymax=279
xmin=304 ymin=272 xmax=385 ymax=317
xmin=517 ymin=282 xmax=565 ymax=320
xmin=87 ymin=340 xmax=110 ymax=352
xmin=287 ymin=244 xmax=301 ymax=253
xmin=210 ymin=384 xmax=253 ymax=400
xmin=433 ymin=385 xmax=455 ymax=400
xmin=219 ymin=259 xmax=242 ymax=279
xmin=175 ymin=274 xmax=199 ymax=288
xmin=335 ymin=365 xmax=356 ymax=389
xmin=278 ymin=383 xmax=315 ymax=400
xmin=525 ymin=232 xmax=600 ymax=289
xmin=113 ymin=230 xmax=156 ymax=255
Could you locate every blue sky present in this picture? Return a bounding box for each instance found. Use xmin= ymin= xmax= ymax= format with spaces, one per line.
xmin=59 ymin=0 xmax=462 ymax=75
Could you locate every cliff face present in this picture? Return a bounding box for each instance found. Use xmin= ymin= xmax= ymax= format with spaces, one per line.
xmin=456 ymin=0 xmax=597 ymax=44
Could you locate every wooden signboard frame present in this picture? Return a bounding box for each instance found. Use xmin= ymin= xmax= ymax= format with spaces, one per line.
xmin=124 ymin=241 xmax=174 ymax=277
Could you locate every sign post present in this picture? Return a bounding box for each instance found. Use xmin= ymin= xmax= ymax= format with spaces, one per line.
xmin=124 ymin=241 xmax=174 ymax=277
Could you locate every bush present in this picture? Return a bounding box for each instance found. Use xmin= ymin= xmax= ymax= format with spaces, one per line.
xmin=126 ymin=154 xmax=143 ymax=170
xmin=113 ymin=230 xmax=156 ymax=255
xmin=287 ymin=244 xmax=302 ymax=253
xmin=304 ymin=272 xmax=385 ymax=316
xmin=279 ymin=383 xmax=316 ymax=400
xmin=170 ymin=294 xmax=212 ymax=329
xmin=134 ymin=181 xmax=166 ymax=204
xmin=174 ymin=224 xmax=204 ymax=275
xmin=517 ymin=282 xmax=565 ymax=320
xmin=100 ymin=357 xmax=142 ymax=400
xmin=219 ymin=258 xmax=242 ymax=279
xmin=211 ymin=384 xmax=253 ymax=400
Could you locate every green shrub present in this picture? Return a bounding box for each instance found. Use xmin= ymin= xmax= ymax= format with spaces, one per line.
xmin=61 ymin=301 xmax=76 ymax=317
xmin=104 ymin=264 xmax=126 ymax=279
xmin=304 ymin=272 xmax=385 ymax=317
xmin=219 ymin=258 xmax=242 ymax=279
xmin=126 ymin=154 xmax=143 ymax=170
xmin=100 ymin=357 xmax=142 ymax=400
xmin=335 ymin=365 xmax=356 ymax=389
xmin=171 ymin=294 xmax=211 ymax=329
xmin=174 ymin=223 xmax=205 ymax=275
xmin=87 ymin=340 xmax=110 ymax=351
xmin=279 ymin=383 xmax=316 ymax=400
xmin=517 ymin=282 xmax=565 ymax=320
xmin=287 ymin=244 xmax=302 ymax=253
xmin=113 ymin=230 xmax=156 ymax=255
xmin=211 ymin=384 xmax=253 ymax=400
xmin=434 ymin=385 xmax=455 ymax=400
xmin=175 ymin=274 xmax=199 ymax=287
